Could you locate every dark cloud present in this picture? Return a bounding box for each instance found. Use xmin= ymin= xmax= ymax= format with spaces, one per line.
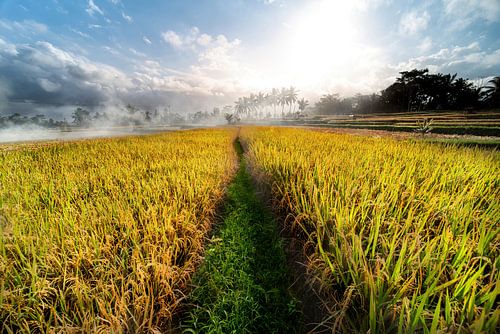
xmin=0 ymin=40 xmax=118 ymax=108
xmin=0 ymin=39 xmax=237 ymax=119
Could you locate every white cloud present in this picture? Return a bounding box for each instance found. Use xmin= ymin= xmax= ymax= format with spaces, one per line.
xmin=0 ymin=38 xmax=245 ymax=114
xmin=129 ymin=48 xmax=146 ymax=57
xmin=196 ymin=35 xmax=242 ymax=72
xmin=352 ymin=0 xmax=393 ymax=11
xmin=71 ymin=28 xmax=91 ymax=39
xmin=197 ymin=34 xmax=212 ymax=46
xmin=162 ymin=30 xmax=183 ymax=49
xmin=444 ymin=0 xmax=500 ymax=28
xmin=86 ymin=0 xmax=104 ymax=16
xmin=103 ymin=46 xmax=120 ymax=55
xmin=121 ymin=12 xmax=133 ymax=23
xmin=0 ymin=19 xmax=48 ymax=34
xmin=0 ymin=38 xmax=18 ymax=56
xmin=397 ymin=42 xmax=500 ymax=78
xmin=142 ymin=36 xmax=152 ymax=45
xmin=418 ymin=36 xmax=432 ymax=53
xmin=160 ymin=27 xmax=244 ymax=82
xmin=399 ymin=10 xmax=430 ymax=35
xmin=162 ymin=27 xmax=240 ymax=56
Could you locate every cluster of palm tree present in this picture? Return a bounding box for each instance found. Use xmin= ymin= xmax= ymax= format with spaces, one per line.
xmin=233 ymin=87 xmax=309 ymax=119
xmin=380 ymin=69 xmax=500 ymax=112
xmin=484 ymin=76 xmax=500 ymax=107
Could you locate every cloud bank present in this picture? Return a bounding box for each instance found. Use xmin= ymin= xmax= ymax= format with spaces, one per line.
xmin=0 ymin=33 xmax=243 ymax=119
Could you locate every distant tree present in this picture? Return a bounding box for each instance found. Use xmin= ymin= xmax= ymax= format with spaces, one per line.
xmin=225 ymin=113 xmax=234 ymax=124
xmin=314 ymin=93 xmax=352 ymax=114
xmin=449 ymin=78 xmax=482 ymax=110
xmin=234 ymin=98 xmax=245 ymax=117
xmin=397 ymin=68 xmax=430 ymax=112
xmin=224 ymin=113 xmax=239 ymax=124
xmin=72 ymin=107 xmax=91 ymax=127
xmin=125 ymin=104 xmax=139 ymax=115
xmin=222 ymin=105 xmax=233 ymax=115
xmin=270 ymin=88 xmax=279 ymax=117
xmin=256 ymin=92 xmax=266 ymax=117
xmin=143 ymin=110 xmax=151 ymax=122
xmin=286 ymin=86 xmax=298 ymax=114
xmin=212 ymin=107 xmax=221 ymax=117
xmin=30 ymin=114 xmax=46 ymax=125
xmin=297 ymin=98 xmax=309 ymax=113
xmin=8 ymin=113 xmax=29 ymax=125
xmin=352 ymin=94 xmax=380 ymax=114
xmin=380 ymin=69 xmax=482 ymax=112
xmin=484 ymin=76 xmax=500 ymax=107
xmin=192 ymin=111 xmax=209 ymax=122
xmin=278 ymin=87 xmax=288 ymax=116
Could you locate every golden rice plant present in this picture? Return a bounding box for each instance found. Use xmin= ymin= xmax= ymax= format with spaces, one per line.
xmin=0 ymin=129 xmax=237 ymax=333
xmin=241 ymin=126 xmax=499 ymax=333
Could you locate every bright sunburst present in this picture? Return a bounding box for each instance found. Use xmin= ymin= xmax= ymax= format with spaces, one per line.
xmin=284 ymin=1 xmax=358 ymax=87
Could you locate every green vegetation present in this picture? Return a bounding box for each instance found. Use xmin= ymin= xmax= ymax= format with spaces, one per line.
xmin=183 ymin=140 xmax=301 ymax=333
xmin=241 ymin=126 xmax=500 ymax=333
xmin=313 ymin=71 xmax=500 ymax=116
xmin=420 ymin=138 xmax=500 ymax=150
xmin=321 ymin=124 xmax=500 ymax=137
xmin=298 ymin=110 xmax=500 ymax=137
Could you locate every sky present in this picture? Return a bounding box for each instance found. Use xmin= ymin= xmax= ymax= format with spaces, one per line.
xmin=0 ymin=0 xmax=499 ymax=117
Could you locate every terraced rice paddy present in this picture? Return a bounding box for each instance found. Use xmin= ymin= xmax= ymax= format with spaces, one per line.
xmin=299 ymin=111 xmax=500 ymax=137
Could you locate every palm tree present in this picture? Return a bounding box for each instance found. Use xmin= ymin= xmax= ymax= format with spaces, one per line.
xmin=234 ymin=98 xmax=245 ymax=116
xmin=484 ymin=76 xmax=500 ymax=107
xmin=279 ymin=87 xmax=289 ymax=117
xmin=287 ymin=86 xmax=298 ymax=114
xmin=297 ymin=98 xmax=309 ymax=113
xmin=271 ymin=88 xmax=279 ymax=117
xmin=256 ymin=92 xmax=266 ymax=118
xmin=243 ymin=96 xmax=253 ymax=118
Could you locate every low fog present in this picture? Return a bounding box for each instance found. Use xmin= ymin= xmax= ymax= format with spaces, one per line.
xmin=0 ymin=39 xmax=238 ymax=143
xmin=0 ymin=105 xmax=230 ymax=143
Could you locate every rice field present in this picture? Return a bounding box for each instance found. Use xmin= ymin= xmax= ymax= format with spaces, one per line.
xmin=1 ymin=126 xmax=499 ymax=333
xmin=299 ymin=110 xmax=500 ymax=137
xmin=0 ymin=129 xmax=237 ymax=333
xmin=240 ymin=126 xmax=500 ymax=333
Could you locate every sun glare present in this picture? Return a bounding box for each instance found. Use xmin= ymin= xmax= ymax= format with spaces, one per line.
xmin=285 ymin=1 xmax=358 ymax=87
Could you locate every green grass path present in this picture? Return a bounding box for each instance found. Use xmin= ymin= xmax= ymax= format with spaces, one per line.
xmin=182 ymin=139 xmax=302 ymax=333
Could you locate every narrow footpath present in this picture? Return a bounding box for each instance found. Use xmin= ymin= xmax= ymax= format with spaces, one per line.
xmin=182 ymin=139 xmax=302 ymax=333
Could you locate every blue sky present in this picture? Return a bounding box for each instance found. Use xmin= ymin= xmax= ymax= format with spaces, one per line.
xmin=0 ymin=0 xmax=499 ymax=116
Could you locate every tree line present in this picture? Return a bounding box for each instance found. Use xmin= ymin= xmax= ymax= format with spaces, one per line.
xmin=2 ymin=70 xmax=499 ymax=129
xmin=0 ymin=104 xmax=217 ymax=130
xmin=0 ymin=113 xmax=70 ymax=129
xmin=231 ymin=87 xmax=309 ymax=120
xmin=314 ymin=70 xmax=500 ymax=115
